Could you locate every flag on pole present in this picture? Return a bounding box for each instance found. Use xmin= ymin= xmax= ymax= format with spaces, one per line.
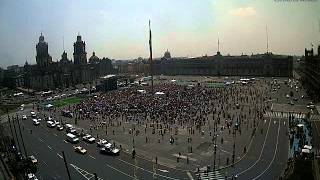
xmin=149 ymin=20 xmax=152 ymax=63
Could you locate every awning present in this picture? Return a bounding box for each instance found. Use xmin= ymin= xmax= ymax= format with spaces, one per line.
xmin=303 ymin=145 xmax=312 ymax=150
xmin=155 ymin=92 xmax=165 ymax=95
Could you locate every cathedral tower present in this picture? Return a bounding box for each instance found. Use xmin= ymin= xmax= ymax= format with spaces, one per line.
xmin=73 ymin=34 xmax=87 ymax=65
xmin=36 ymin=33 xmax=52 ymax=67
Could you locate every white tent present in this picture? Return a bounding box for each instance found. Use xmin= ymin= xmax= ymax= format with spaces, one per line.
xmin=297 ymin=124 xmax=304 ymax=127
xmin=46 ymin=104 xmax=53 ymax=108
xmin=301 ymin=148 xmax=310 ymax=153
xmin=303 ymin=145 xmax=312 ymax=150
xmin=155 ymin=92 xmax=165 ymax=95
xmin=137 ymin=90 xmax=146 ymax=93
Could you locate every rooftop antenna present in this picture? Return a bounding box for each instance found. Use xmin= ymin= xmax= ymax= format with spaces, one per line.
xmin=63 ymin=36 xmax=65 ymax=51
xmin=266 ymin=25 xmax=269 ymax=53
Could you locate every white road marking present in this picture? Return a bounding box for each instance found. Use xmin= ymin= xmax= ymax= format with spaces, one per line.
xmin=274 ymin=121 xmax=276 ymax=124
xmin=284 ymin=121 xmax=286 ymax=125
xmin=38 ymin=138 xmax=44 ymax=142
xmin=42 ymin=160 xmax=48 ymax=166
xmin=53 ymin=133 xmax=58 ymax=137
xmin=63 ymin=140 xmax=68 ymax=143
xmin=47 ymin=145 xmax=52 ymax=150
xmin=234 ymin=119 xmax=272 ymax=177
xmin=117 ymin=158 xmax=179 ymax=179
xmin=105 ymin=162 xmax=133 ymax=178
xmin=89 ymin=155 xmax=96 ymax=159
xmin=57 ymin=153 xmax=63 ymax=159
xmin=187 ymin=171 xmax=194 ymax=180
xmin=253 ymin=119 xmax=281 ymax=180
xmin=70 ymin=163 xmax=103 ymax=180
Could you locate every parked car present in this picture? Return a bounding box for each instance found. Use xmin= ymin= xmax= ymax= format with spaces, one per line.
xmin=22 ymin=115 xmax=27 ymax=120
xmin=28 ymin=155 xmax=38 ymax=164
xmin=82 ymin=134 xmax=96 ymax=143
xmin=100 ymin=147 xmax=120 ymax=156
xmin=56 ymin=125 xmax=64 ymax=131
xmin=74 ymin=146 xmax=87 ymax=154
xmin=33 ymin=119 xmax=40 ymax=126
xmin=97 ymin=139 xmax=110 ymax=147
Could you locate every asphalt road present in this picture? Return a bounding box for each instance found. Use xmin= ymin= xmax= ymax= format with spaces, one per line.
xmin=10 ymin=113 xmax=191 ymax=180
xmin=213 ymin=117 xmax=289 ymax=180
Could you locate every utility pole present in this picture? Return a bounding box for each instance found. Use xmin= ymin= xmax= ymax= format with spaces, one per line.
xmin=62 ymin=151 xmax=72 ymax=180
xmin=133 ymin=155 xmax=138 ymax=180
xmin=153 ymin=158 xmax=157 ymax=179
xmin=16 ymin=114 xmax=28 ymax=157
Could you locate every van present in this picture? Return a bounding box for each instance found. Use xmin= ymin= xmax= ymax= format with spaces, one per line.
xmin=66 ymin=133 xmax=79 ymax=144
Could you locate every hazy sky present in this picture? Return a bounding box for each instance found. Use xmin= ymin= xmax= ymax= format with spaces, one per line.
xmin=0 ymin=0 xmax=319 ymax=68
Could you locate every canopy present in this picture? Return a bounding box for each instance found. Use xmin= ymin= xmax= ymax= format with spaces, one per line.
xmin=301 ymin=149 xmax=310 ymax=153
xmin=46 ymin=104 xmax=53 ymax=108
xmin=155 ymin=92 xmax=165 ymax=95
xmin=303 ymin=145 xmax=312 ymax=150
xmin=137 ymin=90 xmax=146 ymax=93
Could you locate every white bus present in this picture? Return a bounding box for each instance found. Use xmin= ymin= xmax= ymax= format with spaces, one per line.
xmin=66 ymin=133 xmax=79 ymax=144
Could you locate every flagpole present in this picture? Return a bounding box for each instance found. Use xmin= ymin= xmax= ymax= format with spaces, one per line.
xmin=149 ymin=20 xmax=154 ymax=95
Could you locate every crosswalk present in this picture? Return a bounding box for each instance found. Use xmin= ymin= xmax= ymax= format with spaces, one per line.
xmin=70 ymin=163 xmax=103 ymax=180
xmin=195 ymin=171 xmax=224 ymax=180
xmin=263 ymin=111 xmax=320 ymax=121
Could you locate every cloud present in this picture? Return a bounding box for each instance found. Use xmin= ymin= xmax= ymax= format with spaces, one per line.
xmin=229 ymin=6 xmax=256 ymax=17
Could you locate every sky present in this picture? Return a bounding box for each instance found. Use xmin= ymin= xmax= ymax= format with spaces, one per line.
xmin=0 ymin=0 xmax=320 ymax=68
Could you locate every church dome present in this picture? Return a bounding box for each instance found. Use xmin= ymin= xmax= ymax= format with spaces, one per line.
xmin=89 ymin=51 xmax=100 ymax=64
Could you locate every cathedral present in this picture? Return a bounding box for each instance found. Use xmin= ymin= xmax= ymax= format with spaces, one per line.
xmin=24 ymin=34 xmax=113 ymax=90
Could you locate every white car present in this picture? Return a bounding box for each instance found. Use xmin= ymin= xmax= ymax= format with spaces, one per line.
xmin=28 ymin=155 xmax=37 ymax=164
xmin=74 ymin=146 xmax=87 ymax=154
xmin=33 ymin=119 xmax=40 ymax=126
xmin=22 ymin=115 xmax=27 ymax=120
xmin=97 ymin=139 xmax=109 ymax=147
xmin=82 ymin=134 xmax=96 ymax=143
xmin=27 ymin=173 xmax=38 ymax=180
xmin=46 ymin=121 xmax=56 ymax=128
xmin=56 ymin=125 xmax=64 ymax=131
xmin=37 ymin=118 xmax=42 ymax=122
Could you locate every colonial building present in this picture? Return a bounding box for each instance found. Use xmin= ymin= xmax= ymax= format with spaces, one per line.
xmin=301 ymin=45 xmax=320 ymax=101
xmin=24 ymin=34 xmax=114 ymax=90
xmin=152 ymin=50 xmax=293 ymax=77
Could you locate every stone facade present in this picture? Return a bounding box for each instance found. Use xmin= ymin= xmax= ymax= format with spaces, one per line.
xmin=301 ymin=45 xmax=320 ymax=101
xmin=24 ymin=34 xmax=113 ymax=90
xmin=152 ymin=51 xmax=293 ymax=77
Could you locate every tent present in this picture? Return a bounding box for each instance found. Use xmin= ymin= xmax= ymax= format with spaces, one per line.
xmin=137 ymin=90 xmax=146 ymax=93
xmin=303 ymin=145 xmax=312 ymax=150
xmin=297 ymin=124 xmax=304 ymax=127
xmin=301 ymin=149 xmax=310 ymax=153
xmin=155 ymin=92 xmax=165 ymax=95
xmin=45 ymin=104 xmax=53 ymax=108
